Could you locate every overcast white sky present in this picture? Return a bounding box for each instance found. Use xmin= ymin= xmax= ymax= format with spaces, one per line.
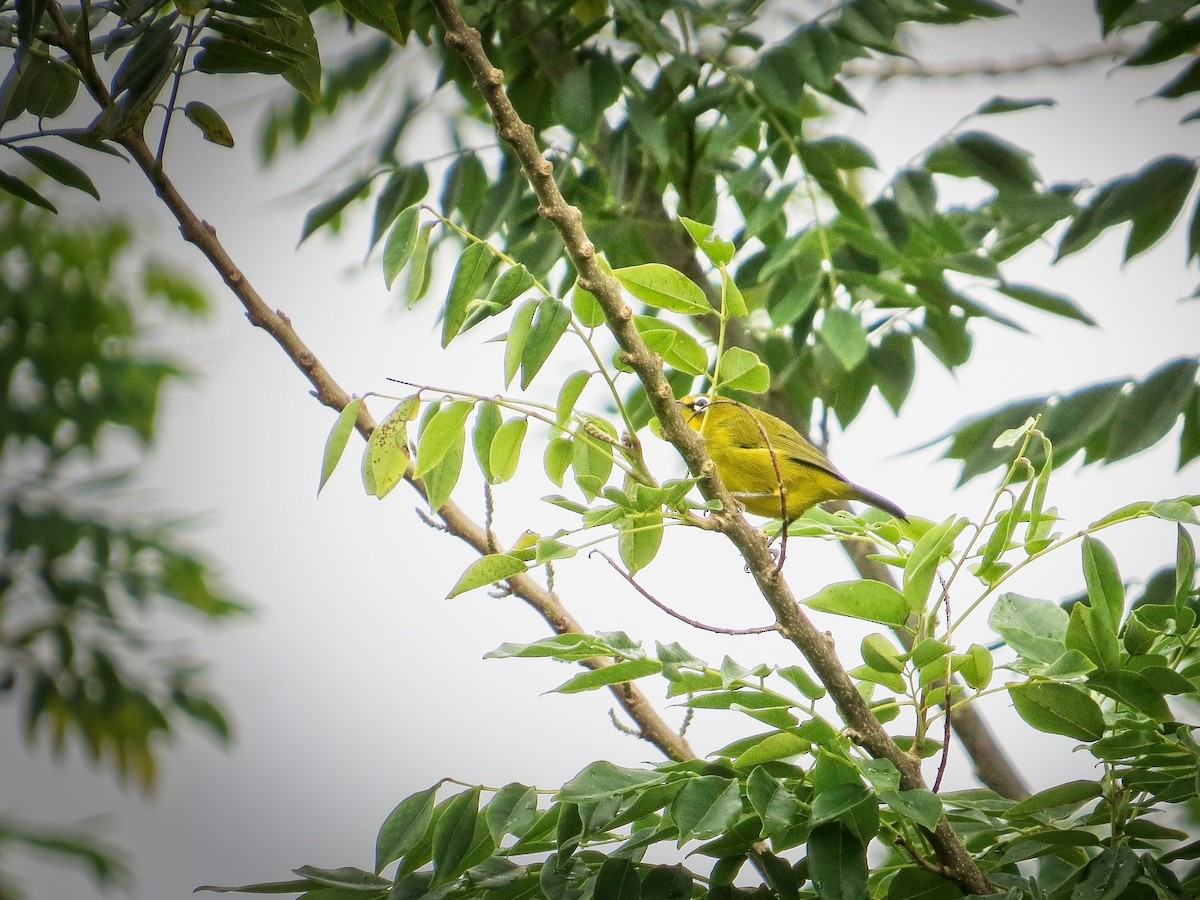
xmin=4 ymin=2 xmax=1200 ymax=897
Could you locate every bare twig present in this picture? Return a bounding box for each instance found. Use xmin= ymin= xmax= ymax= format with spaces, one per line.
xmin=590 ymin=551 xmax=777 ymax=636
xmin=847 ymin=40 xmax=1136 ymax=81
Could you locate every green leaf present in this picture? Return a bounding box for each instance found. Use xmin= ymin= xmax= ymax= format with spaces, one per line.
xmin=521 ymin=298 xmax=572 ymax=389
xmin=0 ymin=169 xmax=57 ymax=212
xmin=504 ymin=299 xmax=538 ymax=387
xmin=720 ymin=268 xmax=748 ymax=319
xmin=746 ymin=768 xmax=801 ymax=838
xmin=679 ymin=216 xmax=734 ymax=267
xmin=715 ymin=347 xmax=770 ymax=394
xmin=300 ymin=176 xmax=370 ymax=244
xmin=997 ymin=283 xmax=1095 ymax=325
xmin=338 ymin=0 xmax=404 ymax=40
xmin=416 ymin=401 xmax=473 ymax=478
xmin=988 ymin=594 xmax=1069 ymax=664
xmin=431 ymin=788 xmax=481 ymax=884
xmin=592 ymin=858 xmax=640 ymax=900
xmin=1177 ymin=524 xmax=1196 ymax=611
xmin=558 ymin=762 xmax=665 ymax=803
xmin=484 ymin=783 xmax=538 ymax=842
xmin=807 ymin=822 xmax=868 ymax=900
xmin=362 ymin=397 xmax=417 ymax=500
xmin=975 ymin=95 xmax=1056 ymax=115
xmin=1125 ymin=17 xmax=1200 ymax=67
xmin=1003 ymin=780 xmax=1101 ymax=820
xmin=195 ymin=880 xmax=314 ymax=894
xmin=1057 ymin=156 xmax=1199 ymax=262
xmin=733 ymin=732 xmax=812 ymax=769
xmin=406 ymin=222 xmax=434 ymax=307
xmin=472 ymin=401 xmax=502 ymax=483
xmin=1064 ymin=602 xmax=1118 ymax=672
xmin=820 ymin=307 xmax=869 ymax=371
xmin=383 ymin=206 xmax=420 ymax=289
xmin=486 ymin=633 xmax=629 ymax=662
xmin=1106 ymin=358 xmax=1200 ymax=462
xmin=556 ymin=371 xmax=591 ymax=426
xmin=927 ymin=131 xmax=1037 ymax=192
xmin=291 ymin=866 xmax=391 ymax=891
xmin=903 ymin=517 xmax=967 ymax=612
xmin=572 ymin=285 xmax=606 ymax=327
xmin=886 ymin=869 xmax=963 ymax=900
xmin=860 ymin=634 xmax=905 ymax=675
xmin=446 ymin=554 xmax=527 ymax=598
xmin=422 ymin=429 xmax=465 ymax=513
xmin=544 ymin=438 xmax=573 ymax=487
xmin=552 ymin=659 xmax=662 ymax=694
xmin=318 ymin=397 xmax=363 ymax=495
xmin=484 ymin=264 xmax=535 ymax=311
xmin=1179 ymin=384 xmax=1200 ymax=467
xmin=12 ymin=147 xmax=100 ymax=198
xmin=182 ymin=101 xmax=235 ymax=147
xmin=1009 ymin=682 xmax=1104 ymax=741
xmin=809 ymin=136 xmax=877 ymax=171
xmin=671 ymin=776 xmax=742 ymax=842
xmin=777 ymin=665 xmax=825 ymax=699
xmin=1082 ymin=537 xmax=1124 ymax=635
xmin=879 ymin=788 xmax=943 ymax=832
xmin=960 ymin=644 xmax=993 ymax=690
xmin=1087 ymin=670 xmax=1172 ymax=722
xmin=802 ymin=580 xmax=910 ymax=627
xmin=641 ymin=865 xmax=693 ymax=899
xmin=442 ymin=242 xmax=494 ymax=347
xmin=1068 ymin=845 xmax=1137 ymax=900
xmin=261 ymin=0 xmax=321 ymax=103
xmin=810 ymin=783 xmax=872 ymax=827
xmin=376 ymin=786 xmax=438 ymax=872
xmin=14 ymin=55 xmax=79 ymax=120
xmin=614 ymin=264 xmax=711 ymax=315
xmin=618 ymin=512 xmax=664 ymax=576
xmin=572 ymin=418 xmax=615 ymax=499
xmin=489 ymin=418 xmax=528 ymax=485
xmin=632 ymin=316 xmax=709 ymax=376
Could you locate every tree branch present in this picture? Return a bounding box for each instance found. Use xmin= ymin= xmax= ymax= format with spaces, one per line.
xmin=846 ymin=40 xmax=1135 ymax=81
xmin=39 ymin=0 xmax=695 ymax=767
xmin=428 ymin=1 xmax=995 ymax=892
xmin=575 ymin=20 xmax=1028 ymax=800
xmin=114 ymin=131 xmax=695 ymax=764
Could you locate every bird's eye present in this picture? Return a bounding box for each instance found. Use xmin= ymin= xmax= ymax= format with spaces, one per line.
xmin=693 ymin=396 xmax=710 ymax=411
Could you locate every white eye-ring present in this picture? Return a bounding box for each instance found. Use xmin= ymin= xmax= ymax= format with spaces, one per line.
xmin=693 ymin=396 xmax=710 ymax=411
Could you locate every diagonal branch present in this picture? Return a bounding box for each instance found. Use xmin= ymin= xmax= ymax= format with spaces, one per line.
xmin=428 ymin=1 xmax=995 ymax=893
xmin=577 ymin=25 xmax=1027 ymax=800
xmin=42 ymin=0 xmax=695 ymax=767
xmin=116 ymin=131 xmax=695 ymax=764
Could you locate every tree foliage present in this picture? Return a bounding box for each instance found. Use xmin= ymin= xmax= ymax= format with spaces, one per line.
xmin=2 ymin=0 xmax=1199 ymax=898
xmin=0 ymin=192 xmax=244 ymax=893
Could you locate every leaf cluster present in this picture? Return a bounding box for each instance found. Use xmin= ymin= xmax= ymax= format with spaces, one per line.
xmin=0 ymin=196 xmax=242 ymax=799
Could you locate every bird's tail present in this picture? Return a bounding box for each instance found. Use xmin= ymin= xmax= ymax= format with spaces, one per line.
xmin=850 ymin=484 xmax=908 ymax=522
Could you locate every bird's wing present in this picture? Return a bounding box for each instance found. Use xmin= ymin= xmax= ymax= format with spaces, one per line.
xmin=771 ymin=430 xmax=846 ymax=482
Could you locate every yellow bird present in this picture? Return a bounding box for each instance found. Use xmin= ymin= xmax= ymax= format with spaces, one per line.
xmin=679 ymin=395 xmax=907 ymax=523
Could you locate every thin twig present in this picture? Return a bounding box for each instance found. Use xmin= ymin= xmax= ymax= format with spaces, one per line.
xmin=590 ymin=551 xmax=777 ymax=636
xmin=933 ymin=571 xmax=953 ymax=793
xmin=847 ymin=40 xmax=1135 ymax=81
